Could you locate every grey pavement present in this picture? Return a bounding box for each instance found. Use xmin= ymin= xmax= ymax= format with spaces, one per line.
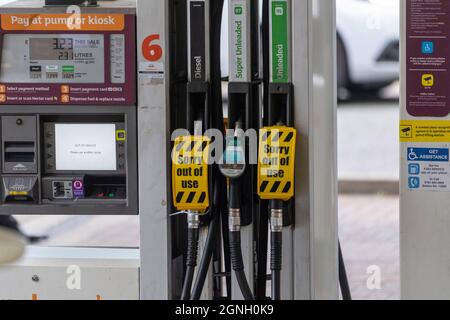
xmin=339 ymin=194 xmax=400 ymax=300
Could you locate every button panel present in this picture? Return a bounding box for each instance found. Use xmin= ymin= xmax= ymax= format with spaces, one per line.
xmin=110 ymin=34 xmax=126 ymax=84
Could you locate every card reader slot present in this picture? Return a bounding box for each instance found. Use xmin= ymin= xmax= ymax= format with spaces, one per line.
xmin=5 ymin=152 xmax=35 ymax=163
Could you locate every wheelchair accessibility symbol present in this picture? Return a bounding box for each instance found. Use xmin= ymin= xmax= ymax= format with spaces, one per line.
xmin=408 ymin=148 xmax=418 ymax=161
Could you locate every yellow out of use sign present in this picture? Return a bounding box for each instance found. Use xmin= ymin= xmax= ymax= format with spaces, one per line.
xmin=258 ymin=126 xmax=297 ymax=201
xmin=400 ymin=120 xmax=450 ymax=143
xmin=172 ymin=135 xmax=210 ymax=212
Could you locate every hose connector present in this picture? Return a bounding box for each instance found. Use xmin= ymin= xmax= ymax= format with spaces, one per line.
xmin=229 ymin=208 xmax=241 ymax=232
xmin=270 ymin=208 xmax=283 ymax=233
xmin=187 ymin=211 xmax=200 ymax=230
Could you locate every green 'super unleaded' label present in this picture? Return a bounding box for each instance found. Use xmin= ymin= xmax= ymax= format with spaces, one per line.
xmin=229 ymin=0 xmax=249 ymax=82
xmin=271 ymin=0 xmax=289 ymax=83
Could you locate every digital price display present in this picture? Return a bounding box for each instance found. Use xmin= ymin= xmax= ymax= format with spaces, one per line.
xmin=0 ymin=34 xmax=105 ymax=83
xmin=30 ymin=38 xmax=75 ymax=61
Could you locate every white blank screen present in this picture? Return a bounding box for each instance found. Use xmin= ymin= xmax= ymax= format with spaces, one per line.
xmin=55 ymin=124 xmax=117 ymax=171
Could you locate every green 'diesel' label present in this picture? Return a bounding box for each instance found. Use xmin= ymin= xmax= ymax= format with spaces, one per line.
xmin=271 ymin=1 xmax=289 ymax=83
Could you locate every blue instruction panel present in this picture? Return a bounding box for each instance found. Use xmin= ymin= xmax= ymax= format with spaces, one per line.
xmin=406 ymin=146 xmax=450 ymax=191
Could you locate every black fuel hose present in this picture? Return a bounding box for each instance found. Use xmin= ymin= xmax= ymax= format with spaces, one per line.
xmin=229 ymin=180 xmax=255 ymax=300
xmin=191 ymin=179 xmax=221 ymax=300
xmin=270 ymin=200 xmax=283 ymax=301
xmin=181 ymin=227 xmax=199 ymax=300
xmin=271 ymin=231 xmax=282 ymax=300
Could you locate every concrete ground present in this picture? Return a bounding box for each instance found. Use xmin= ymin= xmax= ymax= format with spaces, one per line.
xmin=339 ymin=194 xmax=400 ymax=300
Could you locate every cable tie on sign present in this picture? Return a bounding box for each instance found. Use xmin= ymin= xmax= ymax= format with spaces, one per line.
xmin=170 ymin=211 xmax=189 ymax=217
xmin=170 ymin=210 xmax=210 ymax=218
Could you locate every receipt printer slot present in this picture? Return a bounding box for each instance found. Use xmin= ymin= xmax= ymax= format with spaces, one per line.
xmin=2 ymin=116 xmax=37 ymax=174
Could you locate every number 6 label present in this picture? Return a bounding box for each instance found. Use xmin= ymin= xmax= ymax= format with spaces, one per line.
xmin=142 ymin=34 xmax=163 ymax=62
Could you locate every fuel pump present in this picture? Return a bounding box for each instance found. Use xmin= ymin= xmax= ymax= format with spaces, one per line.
xmin=171 ymin=0 xmax=231 ymax=301
xmin=220 ymin=127 xmax=254 ymax=300
xmin=171 ymin=0 xmax=212 ymax=301
xmin=0 ymin=1 xmax=138 ymax=216
xmin=172 ymin=134 xmax=211 ymax=300
xmin=0 ymin=0 xmax=340 ymax=301
xmin=137 ymin=0 xmax=339 ymax=301
xmin=258 ymin=0 xmax=296 ymax=301
xmin=217 ymin=0 xmax=260 ymax=301
xmin=220 ymin=0 xmax=254 ymax=300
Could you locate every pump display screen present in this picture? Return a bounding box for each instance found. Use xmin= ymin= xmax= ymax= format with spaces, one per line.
xmin=0 ymin=34 xmax=105 ymax=83
xmin=55 ymin=124 xmax=117 ymax=171
xmin=29 ymin=38 xmax=74 ymax=61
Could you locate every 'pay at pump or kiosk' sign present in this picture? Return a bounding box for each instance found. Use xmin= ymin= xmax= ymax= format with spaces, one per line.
xmin=1 ymin=14 xmax=125 ymax=31
xmin=258 ymin=126 xmax=296 ymax=201
xmin=0 ymin=13 xmax=136 ymax=106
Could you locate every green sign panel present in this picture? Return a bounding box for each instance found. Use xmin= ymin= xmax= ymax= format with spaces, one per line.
xmin=271 ymin=1 xmax=289 ymax=83
xmin=63 ymin=66 xmax=75 ymax=73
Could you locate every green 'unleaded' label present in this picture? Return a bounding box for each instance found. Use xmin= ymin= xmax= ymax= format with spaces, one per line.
xmin=271 ymin=1 xmax=289 ymax=83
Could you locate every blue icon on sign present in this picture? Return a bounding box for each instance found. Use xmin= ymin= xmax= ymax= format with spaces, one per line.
xmin=408 ymin=163 xmax=420 ymax=175
xmin=408 ymin=177 xmax=420 ymax=189
xmin=422 ymin=41 xmax=434 ymax=54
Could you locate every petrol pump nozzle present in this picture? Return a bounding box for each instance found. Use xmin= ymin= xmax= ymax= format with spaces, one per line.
xmin=221 ymin=123 xmax=245 ymax=232
xmin=219 ymin=121 xmax=255 ymax=300
xmin=219 ymin=123 xmax=246 ymax=180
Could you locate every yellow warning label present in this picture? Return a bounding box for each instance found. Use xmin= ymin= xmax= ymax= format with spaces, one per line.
xmin=400 ymin=120 xmax=450 ymax=142
xmin=258 ymin=126 xmax=296 ymax=201
xmin=172 ymin=135 xmax=210 ymax=212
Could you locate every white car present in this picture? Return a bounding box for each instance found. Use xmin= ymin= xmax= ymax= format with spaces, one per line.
xmin=337 ymin=0 xmax=399 ymax=92
xmin=221 ymin=0 xmax=400 ymax=94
